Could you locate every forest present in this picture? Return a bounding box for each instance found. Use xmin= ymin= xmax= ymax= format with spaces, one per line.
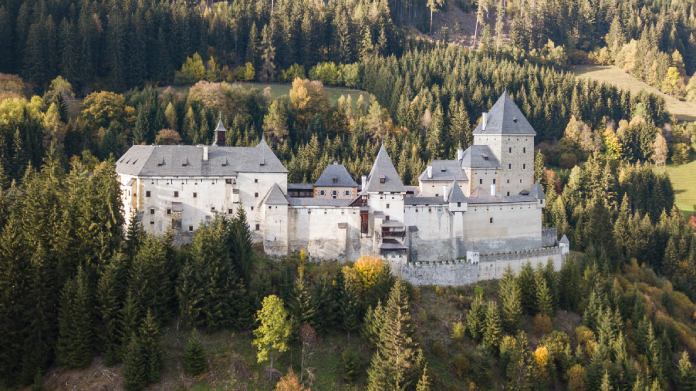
xmin=0 ymin=0 xmax=696 ymax=390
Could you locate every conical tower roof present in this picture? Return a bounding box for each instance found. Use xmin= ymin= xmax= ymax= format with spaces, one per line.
xmin=473 ymin=91 xmax=536 ymax=136
xmin=364 ymin=145 xmax=405 ymax=193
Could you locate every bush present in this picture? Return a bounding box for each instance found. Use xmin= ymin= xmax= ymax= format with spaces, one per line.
xmin=451 ymin=321 xmax=466 ymax=341
xmin=453 ymin=353 xmax=469 ymax=379
xmin=183 ymin=329 xmax=207 ymax=376
xmin=672 ymin=143 xmax=691 ymax=164
xmin=532 ymin=314 xmax=553 ymax=335
xmin=338 ymin=63 xmax=361 ymax=87
xmin=309 ymin=62 xmax=341 ymax=86
xmin=280 ymin=64 xmax=306 ymax=82
xmin=340 ymin=348 xmax=362 ymax=383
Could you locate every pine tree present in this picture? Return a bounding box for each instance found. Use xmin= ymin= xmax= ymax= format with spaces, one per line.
xmin=259 ymin=25 xmax=276 ymax=82
xmin=56 ymin=266 xmax=93 ymax=368
xmin=416 ymin=364 xmax=431 ymax=391
xmin=122 ymin=335 xmax=146 ymax=391
xmin=466 ymin=290 xmax=486 ymax=341
xmin=367 ymin=280 xmax=425 ymax=391
xmin=500 ymin=268 xmax=522 ymax=332
xmin=290 ymin=260 xmax=317 ymax=329
xmin=517 ymin=263 xmax=536 ymax=314
xmin=139 ymin=310 xmax=162 ymax=385
xmin=183 ymin=329 xmax=207 ymax=376
xmin=483 ymin=301 xmax=502 ymax=350
xmin=535 ymin=271 xmax=554 ymax=316
xmin=678 ymin=351 xmax=696 ymax=390
xmin=97 ymin=254 xmax=127 ymax=365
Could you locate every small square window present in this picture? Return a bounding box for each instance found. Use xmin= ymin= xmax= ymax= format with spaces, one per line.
xmin=490 ymin=217 xmax=493 ymax=223
xmin=189 ymin=225 xmax=194 ymax=232
xmin=345 ymin=191 xmax=349 ymax=195
xmin=457 ymin=202 xmax=461 ymax=207
xmin=493 ymin=179 xmax=496 ymax=184
xmin=509 ymin=147 xmax=512 ymax=153
xmin=523 ymin=147 xmax=526 ymax=153
xmin=522 ymin=164 xmax=526 ymax=169
xmin=193 ymin=192 xmax=197 ymax=198
xmin=507 ymin=192 xmax=510 ymax=196
xmin=166 ymin=208 xmax=172 ymax=215
xmin=228 ymin=209 xmax=233 ymax=214
xmin=150 ymin=220 xmax=154 ymax=225
xmin=226 ymin=179 xmax=232 ymax=184
xmin=332 ymin=190 xmax=337 ymax=195
xmin=268 ymin=206 xmax=272 ymax=209
xmin=508 ymin=163 xmax=512 ymax=169
xmin=211 ymin=207 xmax=216 ymax=212
xmin=254 ymin=178 xmax=258 ymax=183
xmin=386 ymin=204 xmax=390 ymax=208
xmin=320 ymin=190 xmax=325 ymax=195
xmin=146 ymin=191 xmax=151 ymax=197
xmin=251 ymin=206 xmax=254 ymax=211
xmin=174 ymin=191 xmax=179 ymax=197
xmin=255 ymin=224 xmax=260 ymax=231
xmin=254 ymin=192 xmax=259 ymax=198
xmin=479 ymin=179 xmax=483 ymax=185
xmin=150 ymin=208 xmax=155 ymax=215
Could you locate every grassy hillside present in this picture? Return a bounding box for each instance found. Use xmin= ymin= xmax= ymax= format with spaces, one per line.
xmin=656 ymin=161 xmax=696 ymax=217
xmin=572 ymin=65 xmax=696 ymax=122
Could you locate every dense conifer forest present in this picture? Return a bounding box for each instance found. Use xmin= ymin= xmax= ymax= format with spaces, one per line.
xmin=1 ymin=0 xmax=696 ymax=390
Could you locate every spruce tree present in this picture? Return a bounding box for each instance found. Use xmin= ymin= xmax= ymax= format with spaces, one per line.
xmin=122 ymin=335 xmax=146 ymax=391
xmin=500 ymin=267 xmax=522 ymax=333
xmin=366 ymin=280 xmax=425 ymax=391
xmin=466 ymin=290 xmax=486 ymax=341
xmin=416 ymin=364 xmax=431 ymax=391
xmin=483 ymin=301 xmax=503 ymax=350
xmin=535 ymin=271 xmax=554 ymax=316
xmin=517 ymin=263 xmax=536 ymax=314
xmin=56 ymin=266 xmax=93 ymax=368
xmin=290 ymin=261 xmax=317 ymax=329
xmin=139 ymin=310 xmax=162 ymax=385
xmin=183 ymin=329 xmax=207 ymax=376
xmin=97 ymin=254 xmax=127 ymax=365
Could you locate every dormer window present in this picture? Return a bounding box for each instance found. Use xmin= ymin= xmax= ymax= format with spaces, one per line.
xmin=379 ymin=176 xmax=386 ymax=184
xmin=332 ymin=177 xmax=338 ymax=184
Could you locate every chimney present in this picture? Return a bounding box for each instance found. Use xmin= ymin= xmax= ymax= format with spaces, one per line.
xmin=361 ymin=175 xmax=367 ymax=192
xmin=427 ymin=166 xmax=433 ymax=179
xmin=490 ymin=184 xmax=496 ymax=196
xmin=457 ymin=147 xmax=464 ymax=161
xmin=442 ymin=186 xmax=449 ymax=202
xmin=203 ymin=146 xmax=209 ymax=161
xmin=482 ymin=112 xmax=488 ymax=130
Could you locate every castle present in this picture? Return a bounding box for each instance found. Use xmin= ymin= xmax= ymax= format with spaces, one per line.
xmin=116 ymin=92 xmax=568 ymax=285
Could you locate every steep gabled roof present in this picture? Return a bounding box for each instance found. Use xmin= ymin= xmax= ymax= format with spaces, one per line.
xmin=473 ymin=91 xmax=536 ymax=136
xmin=214 ymin=119 xmax=227 ymax=133
xmin=459 ymin=145 xmax=500 ymax=169
xmin=364 ymin=145 xmax=405 ymax=193
xmin=447 ymin=181 xmax=467 ymax=203
xmin=315 ymin=162 xmax=358 ymax=188
xmin=419 ymin=160 xmax=469 ymax=182
xmin=115 ymin=139 xmax=288 ymax=177
xmin=263 ymin=183 xmax=289 ymax=205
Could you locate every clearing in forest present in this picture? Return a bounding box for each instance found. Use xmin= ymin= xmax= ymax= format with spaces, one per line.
xmin=572 ymin=65 xmax=696 ymax=122
xmin=655 ymin=160 xmax=696 ymax=218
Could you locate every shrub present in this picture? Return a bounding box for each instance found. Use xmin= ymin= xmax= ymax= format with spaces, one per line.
xmin=532 ymin=314 xmax=553 ymax=335
xmin=340 ymin=348 xmax=362 ymax=383
xmin=280 ymin=64 xmax=306 ymax=82
xmin=309 ymin=62 xmax=341 ymax=85
xmin=451 ymin=321 xmax=466 ymax=341
xmin=453 ymin=353 xmax=468 ymax=379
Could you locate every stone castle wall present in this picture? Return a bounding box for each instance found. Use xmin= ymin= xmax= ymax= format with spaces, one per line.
xmin=391 ymin=246 xmax=564 ymax=286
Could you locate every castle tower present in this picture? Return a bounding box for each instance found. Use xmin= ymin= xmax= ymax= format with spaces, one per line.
xmin=213 ymin=116 xmax=227 ymax=146
xmin=473 ymin=92 xmax=536 ymax=197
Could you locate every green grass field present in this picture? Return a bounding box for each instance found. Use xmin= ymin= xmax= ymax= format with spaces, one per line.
xmin=571 ymin=65 xmax=696 ymax=122
xmin=655 ymin=160 xmax=696 ymax=217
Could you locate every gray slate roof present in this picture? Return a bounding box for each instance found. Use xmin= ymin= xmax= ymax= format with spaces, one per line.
xmin=530 ymin=183 xmax=545 ymax=201
xmin=419 ymin=160 xmax=469 ymax=182
xmin=447 ymin=182 xmax=467 ymax=203
xmin=116 ymin=141 xmax=287 ymax=177
xmin=404 ymin=196 xmax=446 ymax=206
xmin=364 ymin=145 xmax=405 ymax=193
xmin=460 ymin=145 xmax=500 ymax=169
xmin=287 ymin=197 xmax=356 ymax=207
xmin=315 ymin=162 xmax=358 ymax=187
xmin=263 ymin=183 xmax=289 ymax=205
xmin=473 ymin=91 xmax=536 ymax=136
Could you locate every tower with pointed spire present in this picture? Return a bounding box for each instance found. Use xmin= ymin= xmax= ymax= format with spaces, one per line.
xmin=213 ymin=114 xmax=227 ymax=146
xmin=472 ymin=91 xmax=536 ymax=196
